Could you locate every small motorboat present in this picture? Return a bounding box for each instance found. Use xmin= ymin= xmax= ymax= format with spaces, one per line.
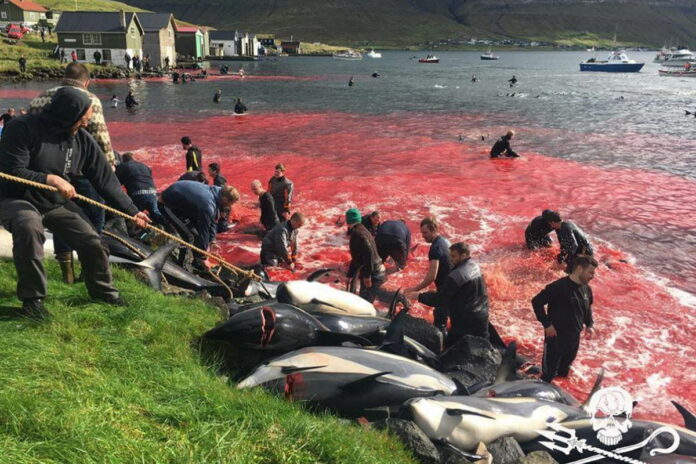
xmin=658 ymin=63 xmax=696 ymax=77
xmin=480 ymin=49 xmax=500 ymax=60
xmin=366 ymin=49 xmax=382 ymax=59
xmin=418 ymin=55 xmax=439 ymax=63
xmin=333 ymin=50 xmax=363 ymax=60
xmin=580 ymin=51 xmax=644 ymax=72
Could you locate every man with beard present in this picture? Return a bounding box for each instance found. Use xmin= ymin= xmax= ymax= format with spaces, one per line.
xmin=0 ymin=87 xmax=151 ymax=320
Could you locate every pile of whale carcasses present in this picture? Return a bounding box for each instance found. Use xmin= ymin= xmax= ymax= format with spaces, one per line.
xmin=100 ymin=231 xmax=696 ymax=464
xmin=200 ymin=277 xmax=696 ymax=464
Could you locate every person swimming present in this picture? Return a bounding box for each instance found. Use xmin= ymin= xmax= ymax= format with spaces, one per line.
xmin=234 ymin=98 xmax=247 ymax=114
xmin=348 ymin=76 xmax=354 ymax=87
xmin=508 ymin=75 xmax=518 ymax=87
xmin=213 ymin=89 xmax=222 ymax=104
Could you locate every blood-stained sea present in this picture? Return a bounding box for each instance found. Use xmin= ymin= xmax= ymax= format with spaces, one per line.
xmin=106 ymin=110 xmax=696 ymax=423
xmin=2 ymin=51 xmax=695 ymax=425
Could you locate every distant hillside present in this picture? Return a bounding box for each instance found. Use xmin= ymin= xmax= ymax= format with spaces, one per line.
xmin=39 ymin=0 xmax=146 ymax=13
xmin=122 ymin=0 xmax=696 ymax=48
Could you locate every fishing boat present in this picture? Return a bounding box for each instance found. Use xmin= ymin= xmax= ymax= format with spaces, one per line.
xmin=480 ymin=49 xmax=500 ymax=60
xmin=580 ymin=51 xmax=644 ymax=72
xmin=332 ymin=50 xmax=363 ymax=61
xmin=418 ymin=55 xmax=439 ymax=63
xmin=366 ymin=49 xmax=382 ymax=59
xmin=658 ymin=63 xmax=696 ymax=77
xmin=661 ymin=48 xmax=695 ymax=67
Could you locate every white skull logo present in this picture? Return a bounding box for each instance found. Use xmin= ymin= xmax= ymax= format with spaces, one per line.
xmin=589 ymin=387 xmax=633 ymax=446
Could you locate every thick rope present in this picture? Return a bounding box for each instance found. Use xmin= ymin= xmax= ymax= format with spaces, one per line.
xmin=0 ymin=172 xmax=259 ymax=281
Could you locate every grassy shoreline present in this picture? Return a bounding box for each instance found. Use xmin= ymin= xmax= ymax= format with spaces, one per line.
xmin=0 ymin=260 xmax=417 ymax=463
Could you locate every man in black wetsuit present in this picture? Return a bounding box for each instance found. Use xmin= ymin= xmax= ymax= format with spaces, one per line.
xmin=532 ymin=255 xmax=597 ymax=382
xmin=181 ymin=136 xmax=203 ymax=172
xmin=125 ymin=91 xmax=139 ymax=109
xmin=525 ymin=209 xmax=562 ymax=250
xmin=490 ymin=130 xmax=519 ymax=158
xmin=375 ymin=219 xmax=411 ymax=271
xmin=234 ymin=98 xmax=247 ymax=114
xmin=405 ymin=216 xmax=452 ymax=333
xmin=251 ymin=179 xmax=279 ymax=232
xmin=268 ymin=163 xmax=294 ymax=221
xmin=208 ymin=163 xmax=227 ymax=187
xmin=435 ymin=242 xmax=490 ymax=346
xmin=361 ymin=210 xmax=380 ymax=237
xmin=260 ymin=212 xmax=305 ymax=269
xmin=0 ymin=87 xmax=151 ymax=319
xmin=556 ymin=220 xmax=593 ymax=273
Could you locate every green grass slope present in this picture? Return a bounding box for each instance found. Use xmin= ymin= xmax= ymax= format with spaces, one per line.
xmin=119 ymin=0 xmax=473 ymax=46
xmin=0 ymin=260 xmax=417 ymax=464
xmin=124 ymin=0 xmax=696 ymax=47
xmin=38 ymin=0 xmax=146 ymax=12
xmin=449 ymin=0 xmax=696 ymax=48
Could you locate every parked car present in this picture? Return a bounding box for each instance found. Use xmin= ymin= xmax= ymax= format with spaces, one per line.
xmin=6 ymin=24 xmax=26 ymax=40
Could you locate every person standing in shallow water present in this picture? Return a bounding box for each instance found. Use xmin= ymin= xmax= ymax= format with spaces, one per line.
xmin=345 ymin=208 xmax=385 ymax=303
xmin=532 ymin=255 xmax=597 ymax=382
xmin=348 ymin=76 xmax=355 ymax=87
xmin=251 ymin=179 xmax=279 ymax=233
xmin=213 ymin=89 xmax=222 ymax=103
xmin=268 ymin=163 xmax=294 ymax=221
xmin=404 ymin=216 xmax=452 ymax=334
xmin=181 ymin=136 xmax=203 ymax=172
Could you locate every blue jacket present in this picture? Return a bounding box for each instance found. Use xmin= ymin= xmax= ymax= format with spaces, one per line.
xmin=162 ymin=181 xmax=221 ymax=251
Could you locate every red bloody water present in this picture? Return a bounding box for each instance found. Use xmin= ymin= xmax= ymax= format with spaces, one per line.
xmin=109 ymin=111 xmax=696 ymax=424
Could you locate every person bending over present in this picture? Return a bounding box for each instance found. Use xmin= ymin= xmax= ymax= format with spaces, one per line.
xmin=490 ymin=130 xmax=519 ymax=158
xmin=525 ymin=209 xmax=562 ymax=250
xmin=260 ymin=212 xmax=306 ymax=269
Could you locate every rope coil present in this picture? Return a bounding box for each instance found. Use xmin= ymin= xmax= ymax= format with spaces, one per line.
xmin=0 ymin=171 xmax=259 ymax=281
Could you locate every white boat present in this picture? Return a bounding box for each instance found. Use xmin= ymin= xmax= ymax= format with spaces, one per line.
xmin=653 ymin=46 xmax=674 ymax=63
xmin=580 ymin=51 xmax=645 ymax=72
xmin=659 ymin=63 xmax=696 ymax=77
xmin=480 ymin=49 xmax=500 ymax=60
xmin=366 ymin=49 xmax=382 ymax=59
xmin=662 ymin=48 xmax=695 ymax=67
xmin=586 ymin=47 xmax=596 ymax=52
xmin=333 ymin=50 xmax=363 ymax=60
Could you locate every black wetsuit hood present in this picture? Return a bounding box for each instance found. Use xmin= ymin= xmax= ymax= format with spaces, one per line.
xmin=39 ymin=86 xmax=92 ymax=135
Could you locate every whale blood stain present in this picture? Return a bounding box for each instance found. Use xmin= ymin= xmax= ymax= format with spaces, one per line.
xmin=109 ymin=111 xmax=696 ymax=424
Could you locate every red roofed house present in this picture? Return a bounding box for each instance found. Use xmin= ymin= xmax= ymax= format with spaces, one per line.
xmin=175 ymin=24 xmax=209 ymax=60
xmin=0 ymin=0 xmax=54 ymax=27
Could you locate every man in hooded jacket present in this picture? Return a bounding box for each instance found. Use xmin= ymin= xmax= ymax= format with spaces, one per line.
xmin=0 ymin=87 xmax=150 ymax=320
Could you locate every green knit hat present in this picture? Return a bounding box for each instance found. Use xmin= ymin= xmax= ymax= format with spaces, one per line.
xmin=345 ymin=208 xmax=362 ymax=225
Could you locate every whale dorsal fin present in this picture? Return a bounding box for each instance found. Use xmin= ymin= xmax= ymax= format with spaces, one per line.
xmin=673 ymin=401 xmax=696 ymax=431
xmin=281 ymin=365 xmax=326 ymax=375
xmin=493 ymin=341 xmax=517 ymax=385
xmin=581 ymin=368 xmax=605 ymax=409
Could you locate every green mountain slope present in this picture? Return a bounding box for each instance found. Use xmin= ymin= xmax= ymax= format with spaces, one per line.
xmin=124 ymin=0 xmax=696 ymax=47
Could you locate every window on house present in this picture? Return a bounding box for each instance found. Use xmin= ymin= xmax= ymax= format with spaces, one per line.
xmin=29 ymin=12 xmax=36 ymax=18
xmin=82 ymin=33 xmax=102 ymax=45
xmin=130 ymin=27 xmax=135 ymax=38
xmin=76 ymin=49 xmax=85 ymax=60
xmin=102 ymin=49 xmax=111 ymax=61
xmin=40 ymin=13 xmax=45 ymax=19
xmin=0 ymin=12 xmax=6 ymax=19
